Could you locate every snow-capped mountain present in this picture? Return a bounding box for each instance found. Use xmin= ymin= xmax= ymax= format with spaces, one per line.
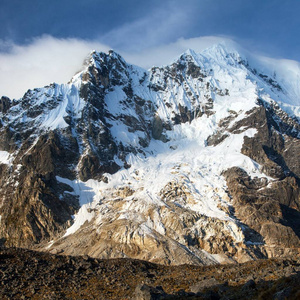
xmin=0 ymin=43 xmax=299 ymax=265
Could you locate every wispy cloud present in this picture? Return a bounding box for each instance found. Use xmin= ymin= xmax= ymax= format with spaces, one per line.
xmin=100 ymin=2 xmax=192 ymax=52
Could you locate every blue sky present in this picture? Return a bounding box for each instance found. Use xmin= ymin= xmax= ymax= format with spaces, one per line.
xmin=1 ymin=0 xmax=299 ymax=59
xmin=1 ymin=0 xmax=300 ymax=98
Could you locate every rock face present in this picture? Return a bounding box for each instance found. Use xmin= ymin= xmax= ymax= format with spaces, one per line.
xmin=220 ymin=104 xmax=300 ymax=258
xmin=0 ymin=43 xmax=299 ymax=265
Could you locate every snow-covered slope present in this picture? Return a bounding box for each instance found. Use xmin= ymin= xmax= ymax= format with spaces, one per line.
xmin=0 ymin=43 xmax=299 ymax=265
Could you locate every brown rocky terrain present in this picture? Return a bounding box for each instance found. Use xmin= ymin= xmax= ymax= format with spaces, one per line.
xmin=0 ymin=247 xmax=299 ymax=299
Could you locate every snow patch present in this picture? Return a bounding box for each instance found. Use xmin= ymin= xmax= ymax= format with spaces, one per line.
xmin=0 ymin=151 xmax=12 ymax=165
xmin=56 ymin=176 xmax=103 ymax=237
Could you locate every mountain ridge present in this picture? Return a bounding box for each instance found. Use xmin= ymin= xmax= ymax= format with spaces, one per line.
xmin=0 ymin=43 xmax=299 ymax=265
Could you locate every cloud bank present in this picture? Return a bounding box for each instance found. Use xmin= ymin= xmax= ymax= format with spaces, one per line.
xmin=0 ymin=36 xmax=110 ymax=99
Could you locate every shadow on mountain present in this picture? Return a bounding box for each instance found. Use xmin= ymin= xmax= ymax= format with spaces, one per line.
xmin=280 ymin=204 xmax=300 ymax=239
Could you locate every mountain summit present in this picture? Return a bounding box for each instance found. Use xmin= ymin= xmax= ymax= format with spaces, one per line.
xmin=0 ymin=44 xmax=299 ymax=265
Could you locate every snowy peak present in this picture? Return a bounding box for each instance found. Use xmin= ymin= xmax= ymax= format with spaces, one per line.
xmin=84 ymin=49 xmax=127 ymax=68
xmin=78 ymin=49 xmax=146 ymax=93
xmin=201 ymin=42 xmax=242 ymax=60
xmin=174 ymin=44 xmax=300 ymax=120
xmin=175 ymin=43 xmax=244 ymax=71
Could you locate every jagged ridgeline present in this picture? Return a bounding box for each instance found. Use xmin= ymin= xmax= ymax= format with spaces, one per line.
xmin=0 ymin=44 xmax=299 ymax=265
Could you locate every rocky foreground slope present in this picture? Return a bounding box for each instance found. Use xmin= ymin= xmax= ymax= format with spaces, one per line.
xmin=0 ymin=247 xmax=299 ymax=299
xmin=0 ymin=43 xmax=299 ymax=265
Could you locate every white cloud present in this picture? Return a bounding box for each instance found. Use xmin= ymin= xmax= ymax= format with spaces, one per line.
xmin=0 ymin=35 xmax=110 ymax=99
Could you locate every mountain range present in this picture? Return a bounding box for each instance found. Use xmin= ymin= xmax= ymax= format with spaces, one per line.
xmin=0 ymin=42 xmax=299 ymax=266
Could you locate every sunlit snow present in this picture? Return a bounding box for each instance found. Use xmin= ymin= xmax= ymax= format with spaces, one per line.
xmin=0 ymin=151 xmax=12 ymax=165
